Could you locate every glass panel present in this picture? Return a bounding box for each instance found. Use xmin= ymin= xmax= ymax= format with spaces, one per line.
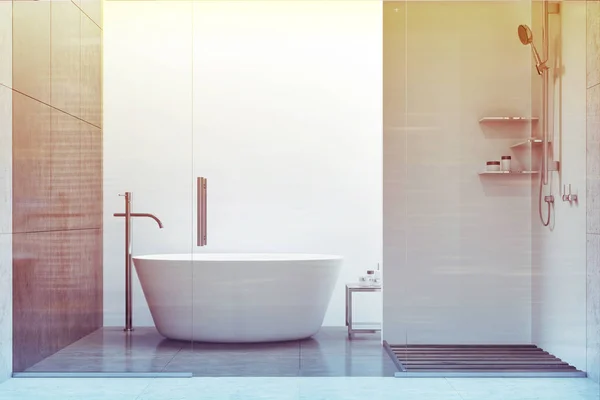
xmin=383 ymin=0 xmax=544 ymax=375
xmin=100 ymin=0 xmax=195 ymax=374
xmin=382 ymin=0 xmax=408 ymax=358
xmin=190 ymin=0 xmax=385 ymax=377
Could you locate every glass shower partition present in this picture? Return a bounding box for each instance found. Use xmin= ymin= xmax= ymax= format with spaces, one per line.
xmin=381 ymin=0 xmax=563 ymax=377
xmin=100 ymin=0 xmax=197 ymax=376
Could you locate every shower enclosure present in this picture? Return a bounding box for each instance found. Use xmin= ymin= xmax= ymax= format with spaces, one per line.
xmin=382 ymin=0 xmax=587 ymax=377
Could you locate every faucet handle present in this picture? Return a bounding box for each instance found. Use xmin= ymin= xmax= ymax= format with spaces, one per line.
xmin=568 ymin=184 xmax=578 ymax=202
xmin=118 ymin=192 xmax=132 ymax=202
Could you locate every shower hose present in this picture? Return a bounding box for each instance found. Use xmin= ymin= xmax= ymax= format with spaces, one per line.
xmin=539 ymin=174 xmax=551 ymax=227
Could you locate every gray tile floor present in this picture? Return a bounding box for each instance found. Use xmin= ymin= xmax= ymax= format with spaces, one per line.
xmin=25 ymin=327 xmax=398 ymax=377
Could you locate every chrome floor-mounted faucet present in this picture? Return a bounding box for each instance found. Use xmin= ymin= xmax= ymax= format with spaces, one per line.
xmin=114 ymin=192 xmax=163 ymax=332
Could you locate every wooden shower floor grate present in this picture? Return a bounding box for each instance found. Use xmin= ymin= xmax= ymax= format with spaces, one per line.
xmin=383 ymin=342 xmax=587 ymax=378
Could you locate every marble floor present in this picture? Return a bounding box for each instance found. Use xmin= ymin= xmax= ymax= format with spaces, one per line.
xmin=0 ymin=377 xmax=599 ymax=400
xmin=24 ymin=327 xmax=398 ymax=377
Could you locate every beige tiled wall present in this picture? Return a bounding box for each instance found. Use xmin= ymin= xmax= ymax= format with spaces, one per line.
xmin=587 ymin=0 xmax=600 ymax=383
xmin=11 ymin=0 xmax=103 ymax=373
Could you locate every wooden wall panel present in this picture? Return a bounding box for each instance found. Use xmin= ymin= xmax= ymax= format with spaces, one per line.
xmin=12 ymin=229 xmax=102 ymax=372
xmin=12 ymin=1 xmax=51 ymax=104
xmin=80 ymin=0 xmax=102 ymax=29
xmin=12 ymin=4 xmax=103 ymax=372
xmin=51 ymin=0 xmax=81 ymax=117
xmin=12 ymin=93 xmax=53 ymax=234
xmin=81 ymin=16 xmax=102 ymax=128
xmin=12 ymin=95 xmax=86 ymax=233
xmin=80 ymin=122 xmax=103 ymax=229
xmin=50 ymin=110 xmax=83 ymax=230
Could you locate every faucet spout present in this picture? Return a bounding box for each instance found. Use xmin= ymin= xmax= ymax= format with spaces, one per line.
xmin=113 ymin=213 xmax=164 ymax=228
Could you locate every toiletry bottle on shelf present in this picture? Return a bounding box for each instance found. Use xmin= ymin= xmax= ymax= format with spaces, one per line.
xmin=366 ymin=270 xmax=375 ymax=286
xmin=501 ymin=156 xmax=512 ymax=172
xmin=486 ymin=161 xmax=501 ymax=171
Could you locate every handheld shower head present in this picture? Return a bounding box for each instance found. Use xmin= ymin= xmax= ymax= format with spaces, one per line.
xmin=518 ymin=24 xmax=533 ymax=45
xmin=518 ymin=24 xmax=546 ymax=75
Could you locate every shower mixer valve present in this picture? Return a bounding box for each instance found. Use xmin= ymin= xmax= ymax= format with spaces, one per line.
xmin=562 ymin=184 xmax=578 ymax=203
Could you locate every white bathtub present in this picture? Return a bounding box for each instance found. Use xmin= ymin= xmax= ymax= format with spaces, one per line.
xmin=132 ymin=253 xmax=342 ymax=343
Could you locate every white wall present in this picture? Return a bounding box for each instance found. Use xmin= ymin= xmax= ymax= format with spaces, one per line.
xmin=0 ymin=0 xmax=12 ymax=383
xmin=103 ymin=1 xmax=383 ymax=328
xmin=531 ymin=0 xmax=588 ymax=372
xmin=383 ymin=1 xmax=534 ymax=344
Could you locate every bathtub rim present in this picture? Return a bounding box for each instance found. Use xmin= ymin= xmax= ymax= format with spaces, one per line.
xmin=132 ymin=253 xmax=344 ymax=262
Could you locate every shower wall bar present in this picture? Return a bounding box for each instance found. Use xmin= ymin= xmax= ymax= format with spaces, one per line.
xmin=542 ymin=0 xmax=549 ymax=185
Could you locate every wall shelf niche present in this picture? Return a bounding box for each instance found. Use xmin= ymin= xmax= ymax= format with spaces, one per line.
xmin=478 ymin=116 xmax=539 ymax=123
xmin=478 ymin=170 xmax=538 ymax=175
xmin=478 ymin=114 xmax=542 ymax=176
xmin=509 ymin=138 xmax=552 ymax=149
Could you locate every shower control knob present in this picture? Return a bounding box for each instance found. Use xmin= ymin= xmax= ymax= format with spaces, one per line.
xmin=569 ymin=184 xmax=578 ymax=203
xmin=562 ymin=184 xmax=578 ymax=203
xmin=570 ymin=193 xmax=578 ymax=202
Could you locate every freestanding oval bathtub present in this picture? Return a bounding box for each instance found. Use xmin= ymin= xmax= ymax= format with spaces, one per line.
xmin=132 ymin=253 xmax=342 ymax=343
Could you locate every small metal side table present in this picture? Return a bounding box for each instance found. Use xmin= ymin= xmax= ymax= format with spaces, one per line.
xmin=345 ymin=283 xmax=382 ymax=339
